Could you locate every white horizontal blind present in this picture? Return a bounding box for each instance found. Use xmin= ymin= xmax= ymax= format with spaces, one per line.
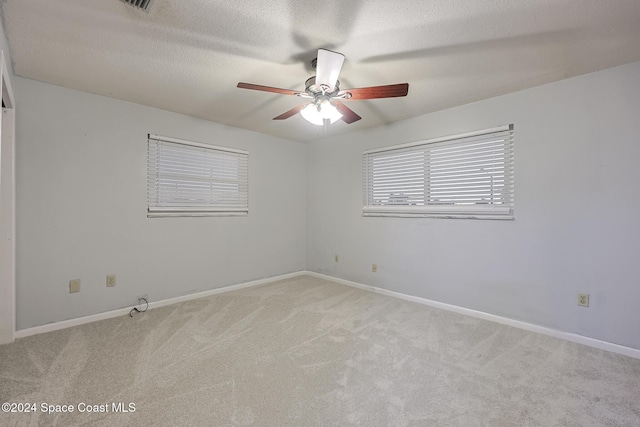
xmin=147 ymin=135 xmax=248 ymax=217
xmin=363 ymin=125 xmax=514 ymax=219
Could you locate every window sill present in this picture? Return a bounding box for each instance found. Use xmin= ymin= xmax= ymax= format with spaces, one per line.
xmin=362 ymin=212 xmax=514 ymax=220
xmin=147 ymin=211 xmax=248 ymax=218
xmin=362 ymin=206 xmax=514 ymax=220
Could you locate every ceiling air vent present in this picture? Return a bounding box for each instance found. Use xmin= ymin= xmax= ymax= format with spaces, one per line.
xmin=120 ymin=0 xmax=154 ymax=11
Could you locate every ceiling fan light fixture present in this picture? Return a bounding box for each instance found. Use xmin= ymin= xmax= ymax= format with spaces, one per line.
xmin=320 ymin=100 xmax=343 ymax=123
xmin=301 ymin=100 xmax=342 ymax=126
xmin=300 ymin=103 xmax=323 ymax=125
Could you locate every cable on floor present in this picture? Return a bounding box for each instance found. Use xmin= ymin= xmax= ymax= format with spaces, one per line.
xmin=129 ymin=297 xmax=148 ymax=317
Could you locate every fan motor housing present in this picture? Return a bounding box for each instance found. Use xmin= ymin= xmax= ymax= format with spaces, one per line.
xmin=304 ymin=77 xmax=341 ymax=97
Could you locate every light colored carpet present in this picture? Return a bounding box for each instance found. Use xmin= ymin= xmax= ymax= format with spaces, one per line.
xmin=1 ymin=275 xmax=639 ymax=426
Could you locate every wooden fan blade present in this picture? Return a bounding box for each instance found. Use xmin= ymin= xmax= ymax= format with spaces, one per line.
xmin=315 ymin=49 xmax=345 ymax=92
xmin=339 ymin=83 xmax=409 ymax=100
xmin=237 ymin=82 xmax=302 ymax=96
xmin=334 ymin=102 xmax=362 ymax=124
xmin=273 ymin=103 xmax=308 ymax=120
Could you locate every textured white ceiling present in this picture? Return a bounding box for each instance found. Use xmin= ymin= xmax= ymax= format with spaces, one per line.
xmin=2 ymin=0 xmax=640 ymax=142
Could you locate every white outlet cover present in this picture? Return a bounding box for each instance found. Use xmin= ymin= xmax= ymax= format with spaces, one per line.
xmin=578 ymin=293 xmax=589 ymax=307
xmin=106 ymin=274 xmax=116 ymax=287
xmin=69 ymin=279 xmax=81 ymax=293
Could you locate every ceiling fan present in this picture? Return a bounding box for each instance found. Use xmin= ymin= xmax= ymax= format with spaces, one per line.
xmin=237 ymin=49 xmax=409 ymax=126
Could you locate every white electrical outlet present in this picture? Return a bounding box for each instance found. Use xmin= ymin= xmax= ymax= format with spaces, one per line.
xmin=372 ymin=263 xmax=377 ymax=273
xmin=69 ymin=279 xmax=81 ymax=293
xmin=578 ymin=293 xmax=589 ymax=307
xmin=106 ymin=274 xmax=116 ymax=287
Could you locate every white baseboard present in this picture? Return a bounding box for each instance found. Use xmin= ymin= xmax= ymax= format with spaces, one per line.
xmin=14 ymin=270 xmax=640 ymax=360
xmin=307 ymin=271 xmax=640 ymax=360
xmin=14 ymin=271 xmax=306 ymax=339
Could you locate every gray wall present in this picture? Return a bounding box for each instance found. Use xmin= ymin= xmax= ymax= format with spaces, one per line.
xmin=307 ymin=61 xmax=640 ymax=350
xmin=15 ymin=77 xmax=307 ymax=329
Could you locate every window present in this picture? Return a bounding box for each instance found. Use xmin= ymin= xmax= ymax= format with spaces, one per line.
xmin=147 ymin=134 xmax=248 ymax=217
xmin=363 ymin=125 xmax=514 ymax=219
